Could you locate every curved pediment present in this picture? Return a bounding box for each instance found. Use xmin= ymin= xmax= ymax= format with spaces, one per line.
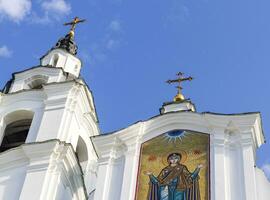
xmin=92 ymin=111 xmax=263 ymax=158
xmin=4 ymin=66 xmax=69 ymax=93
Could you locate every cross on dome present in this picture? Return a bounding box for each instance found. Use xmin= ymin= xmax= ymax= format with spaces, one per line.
xmin=48 ymin=17 xmax=86 ymax=55
xmin=64 ymin=17 xmax=86 ymax=39
xmin=166 ymin=72 xmax=193 ymax=102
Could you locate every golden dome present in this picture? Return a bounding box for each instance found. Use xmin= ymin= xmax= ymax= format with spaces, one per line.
xmin=173 ymin=93 xmax=185 ymax=102
xmin=69 ymin=30 xmax=75 ymax=38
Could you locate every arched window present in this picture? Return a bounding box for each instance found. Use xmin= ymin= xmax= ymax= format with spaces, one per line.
xmin=52 ymin=54 xmax=59 ymax=67
xmin=25 ymin=75 xmax=48 ymax=90
xmin=28 ymin=79 xmax=45 ymax=89
xmin=0 ymin=119 xmax=32 ymax=152
xmin=76 ymin=136 xmax=88 ymax=172
xmin=0 ymin=111 xmax=33 ymax=153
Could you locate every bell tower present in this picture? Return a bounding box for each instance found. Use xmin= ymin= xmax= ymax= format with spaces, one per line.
xmin=40 ymin=17 xmax=85 ymax=78
xmin=0 ymin=17 xmax=99 ymax=200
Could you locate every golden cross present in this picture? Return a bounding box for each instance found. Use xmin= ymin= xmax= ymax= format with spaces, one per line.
xmin=166 ymin=72 xmax=193 ymax=102
xmin=64 ymin=17 xmax=86 ymax=38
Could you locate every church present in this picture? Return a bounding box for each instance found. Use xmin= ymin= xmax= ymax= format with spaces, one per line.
xmin=0 ymin=17 xmax=269 ymax=200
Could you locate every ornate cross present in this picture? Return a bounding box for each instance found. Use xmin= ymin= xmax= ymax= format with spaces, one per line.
xmin=166 ymin=72 xmax=193 ymax=102
xmin=64 ymin=17 xmax=86 ymax=38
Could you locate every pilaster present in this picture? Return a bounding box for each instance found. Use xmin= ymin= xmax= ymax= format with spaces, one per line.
xmin=211 ymin=127 xmax=227 ymax=200
xmin=241 ymin=130 xmax=258 ymax=200
xmin=94 ymin=137 xmax=126 ymax=200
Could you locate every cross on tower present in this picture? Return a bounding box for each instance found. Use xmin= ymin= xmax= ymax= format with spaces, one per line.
xmin=64 ymin=17 xmax=86 ymax=38
xmin=166 ymin=72 xmax=193 ymax=102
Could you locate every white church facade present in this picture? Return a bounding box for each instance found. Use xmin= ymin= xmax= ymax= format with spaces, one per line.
xmin=0 ymin=18 xmax=269 ymax=200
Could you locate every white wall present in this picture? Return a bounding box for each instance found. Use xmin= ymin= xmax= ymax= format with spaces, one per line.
xmin=0 ymin=167 xmax=26 ymax=200
xmin=41 ymin=49 xmax=81 ymax=77
xmin=0 ymin=76 xmax=99 ymax=200
xmin=92 ymin=111 xmax=267 ymax=200
xmin=256 ymin=168 xmax=270 ymax=200
xmin=0 ymin=141 xmax=87 ymax=200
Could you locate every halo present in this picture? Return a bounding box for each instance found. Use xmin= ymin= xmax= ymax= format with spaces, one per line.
xmin=162 ymin=150 xmax=188 ymax=166
xmin=163 ymin=130 xmax=188 ymax=143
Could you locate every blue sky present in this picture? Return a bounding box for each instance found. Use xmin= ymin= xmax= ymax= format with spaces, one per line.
xmin=0 ymin=0 xmax=270 ymax=178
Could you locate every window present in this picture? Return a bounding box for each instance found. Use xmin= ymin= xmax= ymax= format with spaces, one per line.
xmin=28 ymin=79 xmax=45 ymax=89
xmin=0 ymin=110 xmax=34 ymax=153
xmin=25 ymin=75 xmax=49 ymax=90
xmin=0 ymin=119 xmax=32 ymax=152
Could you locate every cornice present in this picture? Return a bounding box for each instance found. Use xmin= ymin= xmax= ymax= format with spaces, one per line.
xmin=14 ymin=66 xmax=65 ymax=81
xmin=12 ymin=65 xmax=65 ymax=76
xmin=110 ymin=111 xmax=262 ymax=135
xmin=40 ymin=48 xmax=82 ymax=64
xmin=0 ymin=140 xmax=57 ymax=171
xmin=92 ymin=111 xmax=263 ymax=156
xmin=0 ymin=90 xmax=46 ymax=107
xmin=0 ymin=139 xmax=87 ymax=198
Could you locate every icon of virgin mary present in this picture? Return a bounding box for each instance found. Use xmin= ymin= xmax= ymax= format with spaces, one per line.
xmin=145 ymin=153 xmax=203 ymax=200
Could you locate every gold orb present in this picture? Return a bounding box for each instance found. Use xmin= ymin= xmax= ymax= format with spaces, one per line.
xmin=173 ymin=93 xmax=185 ymax=102
xmin=69 ymin=31 xmax=75 ymax=38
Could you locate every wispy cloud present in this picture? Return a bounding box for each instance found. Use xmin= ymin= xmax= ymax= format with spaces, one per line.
xmin=109 ymin=20 xmax=122 ymax=33
xmin=0 ymin=0 xmax=71 ymax=24
xmin=105 ymin=19 xmax=123 ymax=50
xmin=82 ymin=19 xmax=124 ymax=66
xmin=31 ymin=0 xmax=71 ymax=24
xmin=0 ymin=0 xmax=31 ymax=23
xmin=0 ymin=45 xmax=13 ymax=58
xmin=41 ymin=0 xmax=71 ymax=15
xmin=261 ymin=164 xmax=270 ymax=180
xmin=106 ymin=39 xmax=120 ymax=50
xmin=103 ymin=19 xmax=123 ymax=51
xmin=80 ymin=48 xmax=107 ymax=66
xmin=30 ymin=12 xmax=51 ymax=24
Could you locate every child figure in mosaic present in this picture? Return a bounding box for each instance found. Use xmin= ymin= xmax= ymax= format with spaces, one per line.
xmin=145 ymin=153 xmax=203 ymax=200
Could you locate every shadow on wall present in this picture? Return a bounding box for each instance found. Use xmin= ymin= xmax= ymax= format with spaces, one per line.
xmin=76 ymin=136 xmax=88 ymax=173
